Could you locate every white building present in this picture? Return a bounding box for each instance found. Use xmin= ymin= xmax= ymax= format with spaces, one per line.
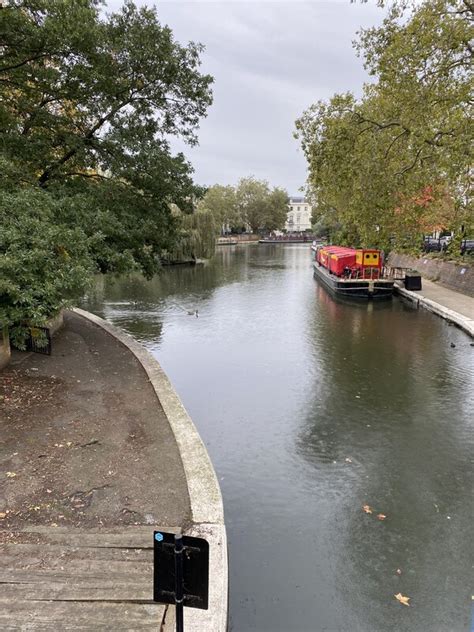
xmin=285 ymin=197 xmax=312 ymax=232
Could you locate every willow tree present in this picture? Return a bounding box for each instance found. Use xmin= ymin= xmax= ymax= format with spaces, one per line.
xmin=167 ymin=210 xmax=217 ymax=263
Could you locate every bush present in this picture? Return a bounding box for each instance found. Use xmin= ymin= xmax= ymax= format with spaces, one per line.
xmin=0 ymin=188 xmax=94 ymax=348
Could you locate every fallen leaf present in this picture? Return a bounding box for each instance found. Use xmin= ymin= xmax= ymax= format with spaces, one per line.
xmin=394 ymin=592 xmax=410 ymax=606
xmin=66 ymin=442 xmax=72 ymax=447
xmin=362 ymin=504 xmax=373 ymax=514
xmin=6 ymin=472 xmax=16 ymax=478
xmin=0 ymin=512 xmax=6 ymax=519
xmin=377 ymin=513 xmax=387 ymax=521
xmin=396 ymin=569 xmax=402 ymax=575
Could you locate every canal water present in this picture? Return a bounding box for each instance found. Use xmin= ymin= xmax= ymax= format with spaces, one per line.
xmin=82 ymin=244 xmax=473 ymax=632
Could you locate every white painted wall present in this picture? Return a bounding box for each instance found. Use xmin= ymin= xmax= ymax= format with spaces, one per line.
xmin=285 ymin=197 xmax=312 ymax=232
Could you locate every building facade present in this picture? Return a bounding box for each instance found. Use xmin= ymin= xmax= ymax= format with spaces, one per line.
xmin=285 ymin=197 xmax=312 ymax=232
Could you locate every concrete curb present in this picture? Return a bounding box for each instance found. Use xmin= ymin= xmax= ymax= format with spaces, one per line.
xmin=394 ymin=285 xmax=474 ymax=338
xmin=72 ymin=308 xmax=228 ymax=632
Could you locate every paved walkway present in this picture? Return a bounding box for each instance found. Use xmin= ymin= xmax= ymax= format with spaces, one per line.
xmin=0 ymin=311 xmax=191 ymax=629
xmin=395 ymin=278 xmax=474 ymax=337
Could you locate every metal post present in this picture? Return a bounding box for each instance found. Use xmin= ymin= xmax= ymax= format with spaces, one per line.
xmin=174 ymin=534 xmax=184 ymax=632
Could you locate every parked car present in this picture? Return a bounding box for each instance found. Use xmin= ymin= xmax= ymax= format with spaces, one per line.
xmin=461 ymin=239 xmax=474 ymax=255
xmin=423 ymin=237 xmax=443 ymax=252
xmin=423 ymin=236 xmax=474 ymax=255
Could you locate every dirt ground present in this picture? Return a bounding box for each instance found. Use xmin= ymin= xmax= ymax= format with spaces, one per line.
xmin=0 ymin=311 xmax=191 ymax=534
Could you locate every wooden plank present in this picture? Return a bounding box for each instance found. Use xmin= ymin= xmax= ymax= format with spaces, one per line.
xmin=1 ymin=557 xmax=151 ymax=574
xmin=0 ymin=600 xmax=167 ymax=629
xmin=0 ymin=569 xmax=152 ymax=584
xmin=0 ymin=526 xmax=180 ymax=548
xmin=0 ymin=543 xmax=152 ymax=562
xmin=0 ymin=583 xmax=153 ymax=601
xmin=0 ymin=527 xmax=177 ymax=627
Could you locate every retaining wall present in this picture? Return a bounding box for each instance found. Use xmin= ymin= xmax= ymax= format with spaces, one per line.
xmin=388 ymin=253 xmax=473 ymax=297
xmin=72 ymin=308 xmax=228 ymax=632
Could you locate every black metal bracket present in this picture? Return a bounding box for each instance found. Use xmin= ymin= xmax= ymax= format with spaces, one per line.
xmin=153 ymin=530 xmax=209 ymax=631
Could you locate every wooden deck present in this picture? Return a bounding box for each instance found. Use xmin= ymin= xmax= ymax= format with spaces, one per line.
xmin=0 ymin=526 xmax=178 ymax=630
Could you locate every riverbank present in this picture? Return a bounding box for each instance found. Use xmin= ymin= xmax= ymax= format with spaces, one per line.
xmin=0 ymin=310 xmax=227 ymax=630
xmin=388 ymin=252 xmax=473 ymax=297
xmin=395 ymin=278 xmax=474 ymax=338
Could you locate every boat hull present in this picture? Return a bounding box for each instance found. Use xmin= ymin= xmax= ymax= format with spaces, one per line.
xmin=259 ymin=239 xmax=312 ymax=244
xmin=313 ymin=263 xmax=393 ymax=300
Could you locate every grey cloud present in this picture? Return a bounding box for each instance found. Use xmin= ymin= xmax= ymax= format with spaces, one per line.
xmin=107 ymin=1 xmax=385 ymax=194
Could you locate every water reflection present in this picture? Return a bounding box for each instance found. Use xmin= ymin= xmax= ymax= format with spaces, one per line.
xmin=298 ymin=281 xmax=473 ymax=631
xmin=82 ymin=245 xmax=473 ymax=632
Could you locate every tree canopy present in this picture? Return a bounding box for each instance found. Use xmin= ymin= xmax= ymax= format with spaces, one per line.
xmin=295 ymin=0 xmax=473 ymax=252
xmin=0 ymin=0 xmax=213 ymax=340
xmin=198 ymin=177 xmax=289 ymax=234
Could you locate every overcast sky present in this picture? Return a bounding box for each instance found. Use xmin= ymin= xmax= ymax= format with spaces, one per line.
xmin=108 ymin=1 xmax=387 ymax=195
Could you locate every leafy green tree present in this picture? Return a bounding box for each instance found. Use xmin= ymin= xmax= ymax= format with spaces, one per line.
xmin=236 ymin=177 xmax=288 ymax=233
xmin=1 ymin=0 xmax=213 ymax=272
xmin=0 ymin=0 xmax=213 ymax=339
xmin=262 ymin=187 xmax=289 ymax=232
xmin=169 ymin=210 xmax=217 ymax=262
xmin=197 ymin=185 xmax=241 ymax=234
xmin=236 ymin=177 xmax=268 ymax=233
xmin=0 ymin=186 xmax=94 ymax=348
xmin=296 ymin=0 xmax=473 ymax=252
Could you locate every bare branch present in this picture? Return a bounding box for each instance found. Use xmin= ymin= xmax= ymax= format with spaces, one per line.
xmin=395 ymin=146 xmax=424 ymax=177
xmin=384 ymin=129 xmax=409 ymax=159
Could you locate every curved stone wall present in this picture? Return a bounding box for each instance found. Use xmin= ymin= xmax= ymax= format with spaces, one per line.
xmin=73 ymin=308 xmax=228 ymax=632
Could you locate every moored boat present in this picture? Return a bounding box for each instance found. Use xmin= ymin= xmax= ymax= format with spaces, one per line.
xmin=216 ymin=237 xmax=238 ymax=245
xmin=313 ymin=245 xmax=394 ymax=300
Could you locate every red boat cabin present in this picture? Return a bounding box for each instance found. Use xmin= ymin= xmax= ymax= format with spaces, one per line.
xmin=316 ymin=246 xmax=383 ymax=279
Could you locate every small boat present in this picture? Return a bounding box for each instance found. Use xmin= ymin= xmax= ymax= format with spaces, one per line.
xmin=313 ymin=245 xmax=394 ymax=300
xmin=216 ymin=237 xmax=238 ymax=246
xmin=259 ymin=235 xmax=317 ymax=244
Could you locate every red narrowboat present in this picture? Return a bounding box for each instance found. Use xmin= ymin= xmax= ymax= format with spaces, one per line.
xmin=313 ymin=245 xmax=393 ymax=299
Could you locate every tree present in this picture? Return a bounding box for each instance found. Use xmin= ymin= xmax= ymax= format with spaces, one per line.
xmin=1 ymin=0 xmax=213 ymax=272
xmin=236 ymin=177 xmax=289 ymax=233
xmin=295 ymin=0 xmax=473 ymax=252
xmin=168 ymin=210 xmax=217 ymax=263
xmin=0 ymin=186 xmax=94 ymax=348
xmin=0 ymin=0 xmax=213 ymax=338
xmin=197 ymin=185 xmax=241 ymax=234
xmin=262 ymin=187 xmax=290 ymax=232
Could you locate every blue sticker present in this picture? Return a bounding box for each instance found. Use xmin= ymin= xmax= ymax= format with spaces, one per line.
xmin=155 ymin=532 xmax=164 ymax=542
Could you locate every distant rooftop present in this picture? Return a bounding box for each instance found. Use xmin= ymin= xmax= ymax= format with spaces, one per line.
xmin=289 ymin=196 xmax=306 ymax=203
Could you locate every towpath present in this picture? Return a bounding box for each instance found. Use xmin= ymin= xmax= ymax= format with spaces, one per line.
xmin=0 ymin=311 xmax=191 ymax=629
xmin=395 ymin=277 xmax=474 ymax=337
